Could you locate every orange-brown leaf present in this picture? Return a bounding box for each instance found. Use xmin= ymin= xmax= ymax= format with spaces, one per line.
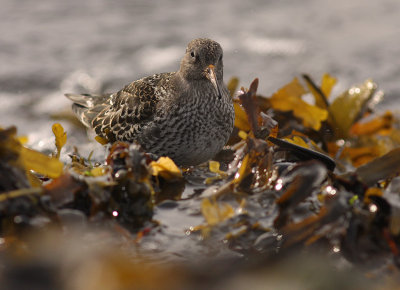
xmin=269 ymin=78 xmax=328 ymax=130
xmin=350 ymin=111 xmax=393 ymax=136
xmin=321 ymin=73 xmax=337 ymax=98
xmin=238 ymin=78 xmax=260 ymax=134
xmin=52 ymin=123 xmax=67 ymax=159
xmin=20 ymin=147 xmax=64 ymax=178
xmin=227 ymin=77 xmax=239 ymax=97
xmin=234 ymin=102 xmax=251 ymax=131
xmin=201 ymin=198 xmax=235 ymax=226
xmin=150 ymin=157 xmax=182 ymax=180
xmin=329 ymin=79 xmax=377 ymax=138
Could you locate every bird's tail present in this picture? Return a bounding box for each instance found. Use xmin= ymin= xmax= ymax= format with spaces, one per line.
xmin=65 ymin=93 xmax=110 ymax=128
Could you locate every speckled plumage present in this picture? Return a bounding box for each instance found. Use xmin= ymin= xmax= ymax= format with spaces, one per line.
xmin=66 ymin=38 xmax=234 ymax=166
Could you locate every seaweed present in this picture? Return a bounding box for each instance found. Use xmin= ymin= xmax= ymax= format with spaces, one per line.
xmin=2 ymin=74 xmax=400 ymax=288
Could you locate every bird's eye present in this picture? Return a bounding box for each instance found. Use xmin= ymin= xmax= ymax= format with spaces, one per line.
xmin=190 ymin=51 xmax=196 ymax=59
xmin=219 ymin=55 xmax=223 ymax=62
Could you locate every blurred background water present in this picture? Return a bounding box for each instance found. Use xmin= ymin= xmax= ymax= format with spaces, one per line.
xmin=1 ymin=0 xmax=399 ymax=146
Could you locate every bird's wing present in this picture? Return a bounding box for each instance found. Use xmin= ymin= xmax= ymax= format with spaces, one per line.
xmin=65 ymin=93 xmax=112 ymax=127
xmin=65 ymin=93 xmax=109 ymax=108
xmin=91 ymin=73 xmax=173 ymax=141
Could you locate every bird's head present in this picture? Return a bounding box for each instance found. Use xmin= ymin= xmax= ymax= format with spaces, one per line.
xmin=179 ymin=38 xmax=224 ymax=97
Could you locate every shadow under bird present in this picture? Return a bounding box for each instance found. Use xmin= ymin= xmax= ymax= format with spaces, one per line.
xmin=66 ymin=38 xmax=234 ymax=166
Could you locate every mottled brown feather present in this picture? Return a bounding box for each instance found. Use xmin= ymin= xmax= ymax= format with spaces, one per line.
xmin=91 ymin=73 xmax=174 ymax=141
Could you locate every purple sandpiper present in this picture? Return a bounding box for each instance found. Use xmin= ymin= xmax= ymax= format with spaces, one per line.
xmin=66 ymin=38 xmax=234 ymax=166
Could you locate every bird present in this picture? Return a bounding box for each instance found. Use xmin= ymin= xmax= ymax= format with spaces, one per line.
xmin=66 ymin=38 xmax=234 ymax=166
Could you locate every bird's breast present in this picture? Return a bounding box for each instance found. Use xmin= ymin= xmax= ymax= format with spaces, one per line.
xmin=139 ymin=86 xmax=234 ymax=165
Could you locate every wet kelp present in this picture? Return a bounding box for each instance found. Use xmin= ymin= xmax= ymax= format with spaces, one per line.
xmin=2 ymin=74 xmax=400 ymax=289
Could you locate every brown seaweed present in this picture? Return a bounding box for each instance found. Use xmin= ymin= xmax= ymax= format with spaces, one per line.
xmin=2 ymin=75 xmax=400 ymax=288
xmin=268 ymin=136 xmax=336 ymax=171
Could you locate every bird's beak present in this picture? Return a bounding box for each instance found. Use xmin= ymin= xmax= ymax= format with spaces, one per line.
xmin=205 ymin=64 xmax=222 ymax=99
